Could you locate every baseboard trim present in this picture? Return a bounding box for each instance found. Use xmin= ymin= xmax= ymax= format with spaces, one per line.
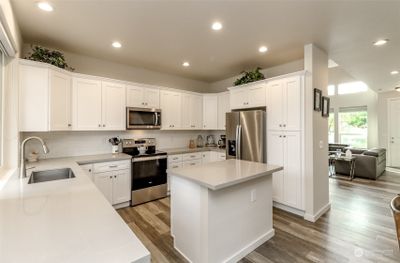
xmin=304 ymin=202 xmax=331 ymax=222
xmin=273 ymin=202 xmax=305 ymax=217
xmin=224 ymin=229 xmax=275 ymax=263
xmin=174 ymin=229 xmax=275 ymax=263
xmin=113 ymin=201 xmax=130 ymax=209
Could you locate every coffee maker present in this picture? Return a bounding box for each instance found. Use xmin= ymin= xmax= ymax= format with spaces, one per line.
xmin=217 ymin=135 xmax=226 ymax=148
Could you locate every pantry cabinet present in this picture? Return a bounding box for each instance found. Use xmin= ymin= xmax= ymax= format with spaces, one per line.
xmin=229 ymin=82 xmax=266 ymax=110
xmin=217 ymin=92 xmax=230 ymax=130
xmin=126 ymin=85 xmax=160 ymax=108
xmin=72 ymin=78 xmax=125 ymax=130
xmin=160 ymin=90 xmax=182 ymax=129
xmin=203 ymin=95 xmax=218 ymax=129
xmin=181 ymin=93 xmax=203 ymax=129
xmin=266 ymin=76 xmax=302 ymax=131
xmin=267 ymin=131 xmax=302 ymax=210
xmin=18 ymin=61 xmax=72 ymax=131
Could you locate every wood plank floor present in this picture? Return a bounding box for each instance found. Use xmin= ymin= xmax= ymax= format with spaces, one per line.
xmin=118 ymin=171 xmax=400 ymax=262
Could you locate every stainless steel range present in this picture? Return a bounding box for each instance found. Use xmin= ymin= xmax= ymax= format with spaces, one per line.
xmin=122 ymin=138 xmax=167 ymax=206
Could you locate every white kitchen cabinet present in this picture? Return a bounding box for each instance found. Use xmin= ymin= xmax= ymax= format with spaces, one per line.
xmin=80 ymin=164 xmax=93 ymax=181
xmin=92 ymin=160 xmax=131 ymax=206
xmin=73 ymin=78 xmax=126 ymax=131
xmin=217 ymin=92 xmax=230 ymax=130
xmin=101 ymin=81 xmax=126 ymax=130
xmin=229 ymin=82 xmax=266 ymax=110
xmin=203 ymin=95 xmax=218 ymax=129
xmin=126 ymin=85 xmax=160 ymax=108
xmin=266 ymin=76 xmax=301 ymax=131
xmin=18 ymin=61 xmax=72 ymax=131
xmin=49 ymin=70 xmax=72 ymax=130
xmin=72 ymin=77 xmax=103 ymax=130
xmin=183 ymin=159 xmax=202 ymax=167
xmin=160 ymin=90 xmax=182 ymax=129
xmin=267 ymin=130 xmax=302 ymax=210
xmin=93 ymin=171 xmax=114 ymax=204
xmin=181 ymin=93 xmax=203 ymax=129
xmin=112 ymin=169 xmax=132 ymax=205
xmin=201 ymin=152 xmax=211 ymax=163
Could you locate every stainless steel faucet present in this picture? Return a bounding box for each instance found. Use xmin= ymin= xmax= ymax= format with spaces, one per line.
xmin=20 ymin=136 xmax=49 ymax=178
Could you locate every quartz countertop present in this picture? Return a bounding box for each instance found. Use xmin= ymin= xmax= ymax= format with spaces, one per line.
xmin=0 ymin=153 xmax=150 ymax=263
xmin=161 ymin=146 xmax=225 ymax=155
xmin=168 ymin=159 xmax=282 ymax=190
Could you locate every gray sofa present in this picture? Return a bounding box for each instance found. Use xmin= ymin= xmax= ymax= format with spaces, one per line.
xmin=333 ymin=147 xmax=386 ymax=180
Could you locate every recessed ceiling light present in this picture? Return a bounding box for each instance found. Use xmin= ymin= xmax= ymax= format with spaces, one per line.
xmin=373 ymin=39 xmax=389 ymax=46
xmin=37 ymin=2 xmax=53 ymax=12
xmin=258 ymin=46 xmax=268 ymax=53
xmin=182 ymin=62 xmax=190 ymax=67
xmin=211 ymin=22 xmax=223 ymax=31
xmin=395 ymin=87 xmax=400 ymax=92
xmin=391 ymin=70 xmax=399 ymax=75
xmin=112 ymin=42 xmax=122 ymax=48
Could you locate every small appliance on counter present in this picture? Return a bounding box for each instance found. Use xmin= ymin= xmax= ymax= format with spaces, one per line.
xmin=217 ymin=135 xmax=226 ymax=148
xmin=196 ymin=135 xmax=204 ymax=148
xmin=122 ymin=138 xmax=167 ymax=206
xmin=108 ymin=137 xmax=121 ymax=154
xmin=205 ymin=135 xmax=217 ymax=147
xmin=189 ymin=139 xmax=196 ymax=149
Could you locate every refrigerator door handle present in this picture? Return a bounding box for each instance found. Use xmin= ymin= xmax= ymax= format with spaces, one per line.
xmin=237 ymin=124 xmax=242 ymax=160
xmin=235 ymin=125 xmax=239 ymax=159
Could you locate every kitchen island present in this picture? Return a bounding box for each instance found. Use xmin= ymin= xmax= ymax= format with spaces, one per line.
xmin=168 ymin=159 xmax=283 ymax=263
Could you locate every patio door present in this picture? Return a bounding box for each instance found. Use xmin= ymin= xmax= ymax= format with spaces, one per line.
xmin=389 ymin=98 xmax=400 ymax=167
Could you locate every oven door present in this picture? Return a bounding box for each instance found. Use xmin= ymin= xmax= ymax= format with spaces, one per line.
xmin=132 ymin=155 xmax=167 ymax=190
xmin=126 ymin=107 xmax=161 ymax=129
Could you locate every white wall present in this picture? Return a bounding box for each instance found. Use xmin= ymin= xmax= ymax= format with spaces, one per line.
xmin=21 ymin=130 xmax=215 ymax=159
xmin=377 ymin=90 xmax=400 ymax=150
xmin=22 ymin=44 xmax=209 ymax=93
xmin=304 ymin=44 xmax=330 ymax=222
xmin=209 ymin=59 xmax=304 ymax=93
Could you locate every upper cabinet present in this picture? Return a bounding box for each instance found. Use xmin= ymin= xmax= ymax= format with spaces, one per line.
xmin=181 ymin=93 xmax=202 ymax=130
xmin=72 ymin=78 xmax=126 ymax=131
xmin=19 ymin=61 xmax=72 ymax=132
xmin=266 ymin=75 xmax=302 ymax=131
xmin=160 ymin=90 xmax=181 ymax=129
xmin=229 ymin=81 xmax=267 ymax=110
xmin=126 ymin=85 xmax=160 ymax=109
xmin=203 ymin=95 xmax=218 ymax=130
xmin=217 ymin=92 xmax=230 ymax=130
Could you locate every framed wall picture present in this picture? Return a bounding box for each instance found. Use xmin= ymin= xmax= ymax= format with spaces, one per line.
xmin=322 ymin=96 xmax=330 ymax=117
xmin=314 ymin=88 xmax=322 ymax=111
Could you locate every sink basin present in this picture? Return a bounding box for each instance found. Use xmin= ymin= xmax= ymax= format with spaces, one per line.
xmin=28 ymin=168 xmax=76 ymax=184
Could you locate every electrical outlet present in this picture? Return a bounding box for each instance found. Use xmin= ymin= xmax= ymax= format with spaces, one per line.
xmin=251 ymin=189 xmax=256 ymax=202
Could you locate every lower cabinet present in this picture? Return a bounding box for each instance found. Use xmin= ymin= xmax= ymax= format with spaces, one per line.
xmin=81 ymin=160 xmax=131 ymax=207
xmin=267 ymin=131 xmax=303 ymax=210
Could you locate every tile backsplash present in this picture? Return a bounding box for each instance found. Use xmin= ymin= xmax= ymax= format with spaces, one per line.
xmin=21 ymin=130 xmax=224 ymax=159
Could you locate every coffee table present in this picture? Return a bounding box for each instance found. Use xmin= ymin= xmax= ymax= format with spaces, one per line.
xmin=329 ymin=155 xmax=356 ymax=181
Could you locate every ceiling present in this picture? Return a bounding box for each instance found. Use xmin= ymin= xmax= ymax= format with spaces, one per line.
xmin=11 ymin=0 xmax=400 ymax=91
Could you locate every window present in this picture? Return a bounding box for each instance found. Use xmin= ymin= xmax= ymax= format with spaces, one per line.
xmin=338 ymin=81 xmax=368 ymax=95
xmin=338 ymin=107 xmax=368 ymax=148
xmin=328 ymin=109 xmax=335 ymax=143
xmin=328 ymin=85 xmax=335 ymax=96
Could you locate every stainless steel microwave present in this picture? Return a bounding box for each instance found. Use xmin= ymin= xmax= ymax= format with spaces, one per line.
xmin=126 ymin=107 xmax=161 ymax=129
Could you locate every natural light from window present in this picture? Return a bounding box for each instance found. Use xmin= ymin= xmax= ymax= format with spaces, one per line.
xmin=338 ymin=107 xmax=368 ymax=148
xmin=328 ymin=85 xmax=335 ymax=96
xmin=337 ymin=81 xmax=368 ymax=95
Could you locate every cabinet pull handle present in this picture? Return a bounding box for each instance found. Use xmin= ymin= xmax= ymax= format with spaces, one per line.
xmin=103 ymin=124 xmax=106 ymax=127
xmin=68 ymin=124 xmax=72 ymax=127
xmin=110 ymin=176 xmax=112 ymax=179
xmin=283 ymin=124 xmax=286 ymax=127
xmin=114 ymin=175 xmax=117 ymax=178
xmin=279 ymin=124 xmax=282 ymax=127
xmin=88 ymin=169 xmax=91 ymax=172
xmin=109 ymin=165 xmax=117 ymax=168
xmin=98 ymin=124 xmax=101 ymax=127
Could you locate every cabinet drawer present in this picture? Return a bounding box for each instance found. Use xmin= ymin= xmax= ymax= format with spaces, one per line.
xmin=168 ymin=162 xmax=183 ymax=169
xmin=168 ymin=154 xmax=183 ymax=164
xmin=93 ymin=160 xmax=130 ymax=173
xmin=182 ymin=152 xmax=202 ymax=161
xmin=183 ymin=159 xmax=202 ymax=167
xmin=218 ymin=153 xmax=226 ymax=160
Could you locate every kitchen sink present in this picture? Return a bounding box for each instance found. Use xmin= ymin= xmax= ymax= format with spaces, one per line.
xmin=28 ymin=168 xmax=76 ymax=184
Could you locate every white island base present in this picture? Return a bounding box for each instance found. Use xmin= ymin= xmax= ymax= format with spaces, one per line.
xmin=169 ymin=160 xmax=282 ymax=263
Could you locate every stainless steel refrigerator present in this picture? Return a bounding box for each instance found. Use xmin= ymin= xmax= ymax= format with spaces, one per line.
xmin=226 ymin=110 xmax=266 ymax=162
